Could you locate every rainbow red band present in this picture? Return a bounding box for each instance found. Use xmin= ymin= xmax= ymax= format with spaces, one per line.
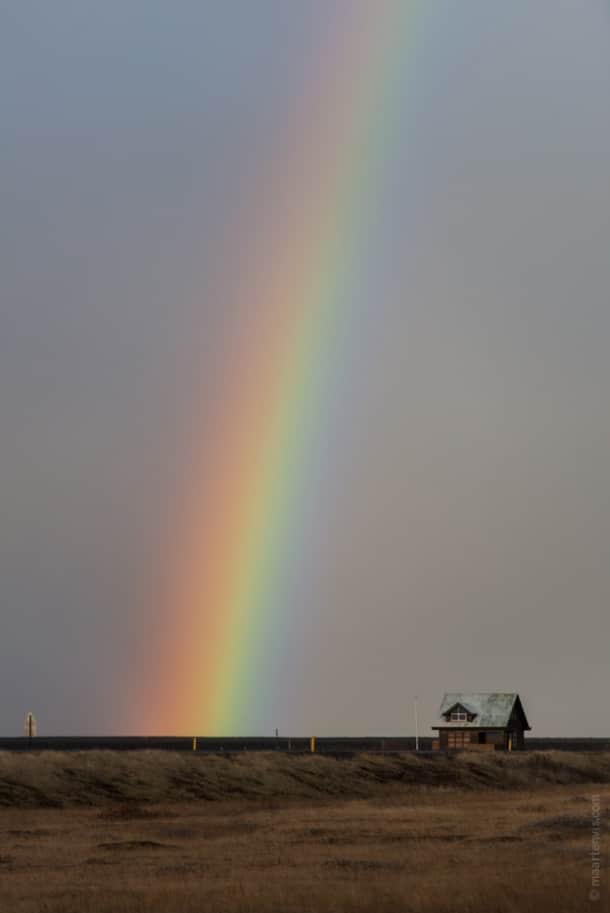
xmin=140 ymin=1 xmax=425 ymax=735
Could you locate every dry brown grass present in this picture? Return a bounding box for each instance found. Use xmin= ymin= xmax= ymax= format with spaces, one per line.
xmin=1 ymin=749 xmax=609 ymax=807
xmin=0 ymin=752 xmax=608 ymax=912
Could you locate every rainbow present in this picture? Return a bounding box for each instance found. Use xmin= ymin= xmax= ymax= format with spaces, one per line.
xmin=143 ymin=1 xmax=426 ymax=734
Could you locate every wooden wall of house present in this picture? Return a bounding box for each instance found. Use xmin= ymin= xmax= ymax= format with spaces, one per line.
xmin=436 ymin=729 xmax=526 ymax=750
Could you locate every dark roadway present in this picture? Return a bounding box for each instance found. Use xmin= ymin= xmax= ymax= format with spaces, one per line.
xmin=0 ymin=736 xmax=608 ymax=753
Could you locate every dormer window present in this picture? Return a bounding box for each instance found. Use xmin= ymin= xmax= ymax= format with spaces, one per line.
xmin=441 ymin=700 xmax=480 ymax=725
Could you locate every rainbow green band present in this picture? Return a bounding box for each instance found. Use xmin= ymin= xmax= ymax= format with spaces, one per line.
xmin=145 ymin=1 xmax=425 ymax=734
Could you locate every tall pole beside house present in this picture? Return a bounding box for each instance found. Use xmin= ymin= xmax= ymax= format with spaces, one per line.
xmin=414 ymin=696 xmax=419 ymax=752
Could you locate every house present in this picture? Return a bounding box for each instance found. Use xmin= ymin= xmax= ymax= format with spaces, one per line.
xmin=431 ymin=692 xmax=531 ymax=751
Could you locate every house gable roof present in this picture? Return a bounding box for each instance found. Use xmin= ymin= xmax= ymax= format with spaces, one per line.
xmin=434 ymin=693 xmax=531 ymax=730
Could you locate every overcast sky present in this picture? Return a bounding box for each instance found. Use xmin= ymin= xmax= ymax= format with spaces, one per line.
xmin=1 ymin=1 xmax=609 ymax=736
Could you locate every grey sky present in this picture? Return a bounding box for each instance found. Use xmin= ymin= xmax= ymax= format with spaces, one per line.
xmin=1 ymin=1 xmax=609 ymax=735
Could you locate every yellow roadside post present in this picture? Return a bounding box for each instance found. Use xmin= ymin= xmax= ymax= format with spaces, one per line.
xmin=310 ymin=736 xmax=316 ymax=753
xmin=193 ymin=737 xmax=198 ymax=752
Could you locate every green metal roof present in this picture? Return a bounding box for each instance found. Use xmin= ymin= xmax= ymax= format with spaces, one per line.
xmin=432 ymin=692 xmax=530 ymax=730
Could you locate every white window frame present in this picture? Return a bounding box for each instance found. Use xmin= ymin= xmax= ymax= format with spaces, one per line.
xmin=450 ymin=708 xmax=467 ymax=722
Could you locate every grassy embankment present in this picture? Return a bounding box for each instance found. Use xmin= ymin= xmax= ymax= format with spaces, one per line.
xmin=1 ymin=748 xmax=609 ymax=807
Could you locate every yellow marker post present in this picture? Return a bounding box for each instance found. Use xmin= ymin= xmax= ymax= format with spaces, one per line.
xmin=193 ymin=737 xmax=198 ymax=752
xmin=310 ymin=736 xmax=316 ymax=753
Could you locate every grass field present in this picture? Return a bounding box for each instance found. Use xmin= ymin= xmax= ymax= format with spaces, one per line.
xmin=0 ymin=751 xmax=608 ymax=912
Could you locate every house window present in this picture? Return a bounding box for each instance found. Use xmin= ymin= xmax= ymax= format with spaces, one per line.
xmin=447 ymin=731 xmax=470 ymax=748
xmin=508 ymin=731 xmax=520 ymax=749
xmin=450 ymin=709 xmax=467 ymax=721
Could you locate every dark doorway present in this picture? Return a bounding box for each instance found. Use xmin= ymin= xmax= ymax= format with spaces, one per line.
xmin=478 ymin=732 xmax=487 ymax=744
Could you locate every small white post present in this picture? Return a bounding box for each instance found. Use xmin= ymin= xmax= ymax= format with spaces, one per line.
xmin=24 ymin=712 xmax=37 ymax=749
xmin=414 ymin=696 xmax=419 ymax=752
